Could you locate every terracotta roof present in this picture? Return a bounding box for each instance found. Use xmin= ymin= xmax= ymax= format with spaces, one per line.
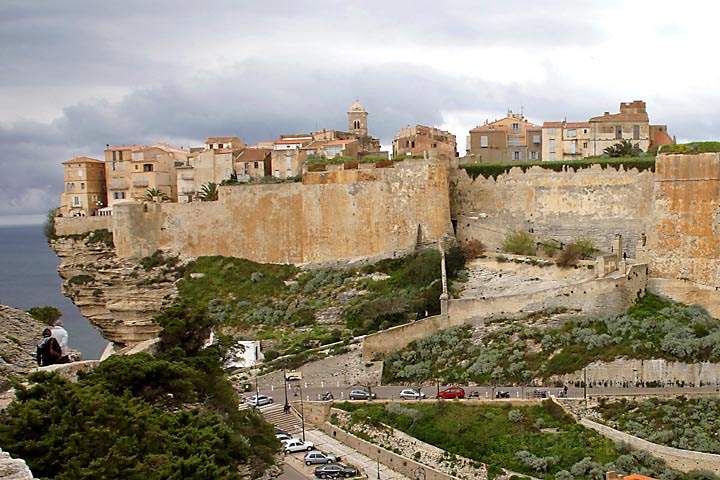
xmin=543 ymin=121 xmax=590 ymax=129
xmin=623 ymin=475 xmax=657 ymax=480
xmin=589 ymin=111 xmax=649 ymax=123
xmin=275 ymin=138 xmax=311 ymax=145
xmin=62 ymin=156 xmax=104 ymax=165
xmin=106 ymin=144 xmax=143 ymax=151
xmin=235 ymin=148 xmax=271 ymax=162
xmin=205 ymin=136 xmax=242 ymax=144
xmin=652 ymin=129 xmax=673 ymax=146
xmin=470 ymin=118 xmax=540 ymax=133
xmin=324 ymin=139 xmax=358 ymax=146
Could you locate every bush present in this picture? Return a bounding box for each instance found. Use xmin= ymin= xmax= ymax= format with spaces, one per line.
xmin=26 ymin=306 xmax=62 ymax=325
xmin=461 ymin=239 xmax=486 ymax=259
xmin=43 ymin=209 xmax=58 ymax=242
xmin=502 ymin=231 xmax=536 ymax=256
xmin=557 ymin=239 xmax=597 ymax=267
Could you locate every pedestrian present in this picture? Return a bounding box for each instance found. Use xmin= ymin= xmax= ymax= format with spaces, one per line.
xmin=36 ymin=328 xmax=63 ymax=367
xmin=50 ymin=319 xmax=70 ymax=363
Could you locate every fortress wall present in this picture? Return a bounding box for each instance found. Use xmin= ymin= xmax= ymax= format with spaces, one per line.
xmin=638 ymin=153 xmax=720 ymax=287
xmin=451 ymin=164 xmax=656 ymax=256
xmin=55 ymin=216 xmax=112 ymax=236
xmin=113 ymin=159 xmax=452 ymax=264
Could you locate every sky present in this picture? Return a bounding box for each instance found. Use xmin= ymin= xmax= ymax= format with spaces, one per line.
xmin=1 ymin=0 xmax=719 ymax=225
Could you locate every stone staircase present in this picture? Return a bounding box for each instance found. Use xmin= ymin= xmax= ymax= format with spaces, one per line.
xmin=258 ymin=403 xmax=302 ymax=435
xmin=0 ymin=449 xmax=34 ymax=480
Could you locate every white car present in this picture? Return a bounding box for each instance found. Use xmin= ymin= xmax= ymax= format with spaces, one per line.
xmin=246 ymin=394 xmax=273 ymax=407
xmin=284 ymin=439 xmax=315 ymax=453
xmin=304 ymin=451 xmax=339 ymax=465
xmin=276 ymin=433 xmax=292 ymax=442
xmin=399 ymin=388 xmax=426 ymax=400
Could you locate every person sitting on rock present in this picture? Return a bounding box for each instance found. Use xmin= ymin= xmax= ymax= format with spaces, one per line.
xmin=36 ymin=328 xmax=63 ymax=367
xmin=50 ymin=319 xmax=70 ymax=363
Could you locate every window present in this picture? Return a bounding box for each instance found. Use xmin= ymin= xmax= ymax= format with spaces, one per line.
xmin=134 ymin=165 xmax=139 ymax=171
xmin=143 ymin=164 xmax=154 ymax=172
xmin=480 ymin=135 xmax=488 ymax=147
xmin=512 ymin=123 xmax=519 ymax=132
xmin=112 ymin=151 xmax=117 ymax=162
xmin=549 ymin=139 xmax=556 ymax=153
xmin=530 ymin=151 xmax=538 ymax=160
xmin=633 ymin=125 xmax=640 ymax=140
xmin=566 ymin=129 xmax=577 ymax=138
xmin=77 ymin=168 xmax=83 ymax=177
xmin=432 ymin=143 xmax=437 ymax=148
xmin=513 ymin=151 xmax=520 ymax=160
xmin=532 ymin=135 xmax=541 ymax=144
xmin=72 ymin=196 xmax=81 ymax=206
xmin=583 ymin=142 xmax=588 ymax=149
xmin=583 ymin=129 xmax=588 ymax=134
xmin=112 ymin=161 xmax=117 ymax=171
xmin=254 ymin=162 xmax=259 ymax=169
xmin=615 ymin=126 xmax=622 ymax=139
xmin=80 ymin=182 xmax=85 ymax=190
xmin=569 ymin=142 xmax=577 ymax=155
xmin=411 ymin=140 xmax=415 ymax=148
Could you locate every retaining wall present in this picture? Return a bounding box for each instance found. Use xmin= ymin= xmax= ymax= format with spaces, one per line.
xmin=55 ymin=216 xmax=112 ymax=236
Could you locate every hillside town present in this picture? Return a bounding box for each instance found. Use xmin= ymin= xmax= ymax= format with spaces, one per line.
xmin=57 ymin=99 xmax=673 ymax=218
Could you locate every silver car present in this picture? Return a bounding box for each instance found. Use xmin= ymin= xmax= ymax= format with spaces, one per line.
xmin=246 ymin=394 xmax=273 ymax=407
xmin=304 ymin=451 xmax=339 ymax=465
xmin=399 ymin=388 xmax=426 ymax=400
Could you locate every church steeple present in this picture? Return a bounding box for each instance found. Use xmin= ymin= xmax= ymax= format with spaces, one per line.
xmin=348 ymin=100 xmax=368 ymax=137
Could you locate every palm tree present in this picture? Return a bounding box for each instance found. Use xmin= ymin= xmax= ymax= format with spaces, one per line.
xmin=198 ymin=182 xmax=219 ymax=201
xmin=144 ymin=188 xmax=168 ymax=202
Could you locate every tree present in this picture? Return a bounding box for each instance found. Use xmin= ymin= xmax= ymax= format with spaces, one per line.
xmin=198 ymin=182 xmax=219 ymax=201
xmin=26 ymin=306 xmax=62 ymax=325
xmin=604 ymin=139 xmax=642 ymax=157
xmin=144 ymin=188 xmax=168 ymax=202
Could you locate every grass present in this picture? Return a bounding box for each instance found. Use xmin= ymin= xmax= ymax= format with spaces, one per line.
xmin=462 ymin=155 xmax=656 ymax=180
xmin=383 ymin=293 xmax=720 ymax=386
xmin=334 ymin=401 xmax=698 ymax=479
xmin=595 ymin=397 xmax=720 ymax=454
xmin=660 ymin=141 xmax=720 ymax=155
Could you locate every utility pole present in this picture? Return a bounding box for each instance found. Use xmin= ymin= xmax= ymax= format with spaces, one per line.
xmin=254 ymin=371 xmax=259 ymax=409
xmin=377 ymin=452 xmax=381 ymax=479
xmin=283 ymin=369 xmax=289 ymax=413
xmin=299 ymin=382 xmax=306 ymax=442
xmin=583 ymin=366 xmax=588 ymax=409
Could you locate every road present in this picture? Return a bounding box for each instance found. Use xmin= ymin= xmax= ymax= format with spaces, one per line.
xmin=278 ymin=460 xmax=310 ymax=480
xmin=242 ymin=381 xmax=720 ymax=404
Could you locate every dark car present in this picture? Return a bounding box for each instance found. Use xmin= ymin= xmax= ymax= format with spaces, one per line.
xmin=495 ymin=390 xmax=511 ymax=399
xmin=314 ymin=463 xmax=358 ymax=478
xmin=468 ymin=391 xmax=482 ymax=399
xmin=348 ymin=389 xmax=375 ymax=400
xmin=532 ymin=390 xmax=549 ymax=399
xmin=437 ymin=387 xmax=465 ymax=399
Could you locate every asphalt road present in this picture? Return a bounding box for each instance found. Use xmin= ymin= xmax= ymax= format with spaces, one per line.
xmin=278 ymin=461 xmax=311 ymax=480
xmin=243 ymin=381 xmax=720 ymax=404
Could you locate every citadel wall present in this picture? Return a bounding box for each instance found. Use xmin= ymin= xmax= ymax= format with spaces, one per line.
xmin=113 ymin=159 xmax=452 ymax=264
xmin=450 ymin=164 xmax=655 ymax=257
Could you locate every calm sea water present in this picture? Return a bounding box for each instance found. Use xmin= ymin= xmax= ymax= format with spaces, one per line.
xmin=0 ymin=224 xmax=106 ymax=359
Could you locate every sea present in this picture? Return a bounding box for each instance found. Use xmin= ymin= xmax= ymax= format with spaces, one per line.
xmin=0 ymin=224 xmax=107 ymax=359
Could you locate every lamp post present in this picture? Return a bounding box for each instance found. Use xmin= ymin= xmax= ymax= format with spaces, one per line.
xmin=254 ymin=371 xmax=260 ymax=410
xmin=377 ymin=451 xmax=381 ymax=479
xmin=283 ymin=369 xmax=289 ymax=412
xmin=583 ymin=366 xmax=588 ymax=409
xmin=299 ymin=381 xmax=306 ymax=442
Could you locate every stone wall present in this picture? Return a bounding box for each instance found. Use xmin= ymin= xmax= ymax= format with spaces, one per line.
xmin=648 ymin=278 xmax=720 ymax=318
xmin=55 ymin=216 xmax=112 ymax=236
xmin=362 ymin=263 xmax=647 ymax=360
xmin=579 ymin=418 xmax=720 ymax=473
xmin=451 ymin=164 xmax=655 ymax=257
xmin=113 ymin=158 xmax=452 ymax=263
xmin=638 ymin=153 xmax=720 ymax=287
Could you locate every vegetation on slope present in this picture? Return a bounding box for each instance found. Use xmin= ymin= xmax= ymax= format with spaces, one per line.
xmin=462 ymin=155 xmax=656 ymax=180
xmin=661 ymin=141 xmax=720 ymax=155
xmin=336 ymin=401 xmax=716 ymax=480
xmin=168 ymin=248 xmax=465 ymax=368
xmin=0 ymin=307 xmax=280 ymax=480
xmin=383 ymin=294 xmax=720 ymax=385
xmin=595 ymin=397 xmax=720 ymax=454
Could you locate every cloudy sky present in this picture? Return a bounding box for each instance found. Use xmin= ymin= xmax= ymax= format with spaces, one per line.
xmin=1 ymin=0 xmax=718 ymax=225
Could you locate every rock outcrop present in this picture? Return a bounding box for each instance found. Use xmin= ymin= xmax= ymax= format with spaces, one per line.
xmin=0 ymin=306 xmax=45 ymax=388
xmin=51 ymin=235 xmax=179 ymax=346
xmin=0 ymin=449 xmax=35 ymax=480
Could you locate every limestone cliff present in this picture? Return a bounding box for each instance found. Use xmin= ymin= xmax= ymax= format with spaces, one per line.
xmin=51 ymin=236 xmax=179 ymax=346
xmin=0 ymin=305 xmax=45 ymax=388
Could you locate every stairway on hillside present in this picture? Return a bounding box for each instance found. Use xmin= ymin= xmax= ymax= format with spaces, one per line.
xmin=259 ymin=403 xmax=302 ymax=435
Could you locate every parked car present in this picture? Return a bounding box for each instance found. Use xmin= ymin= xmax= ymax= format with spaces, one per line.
xmin=276 ymin=433 xmax=292 ymax=442
xmin=284 ymin=439 xmax=315 ymax=453
xmin=495 ymin=390 xmax=511 ymax=399
xmin=437 ymin=387 xmax=465 ymax=399
xmin=399 ymin=388 xmax=426 ymax=400
xmin=246 ymin=394 xmax=273 ymax=407
xmin=348 ymin=389 xmax=376 ymax=400
xmin=532 ymin=390 xmax=549 ymax=399
xmin=314 ymin=463 xmax=359 ymax=478
xmin=468 ymin=391 xmax=482 ymax=399
xmin=304 ymin=451 xmax=339 ymax=465
xmin=274 ymin=427 xmax=287 ymax=435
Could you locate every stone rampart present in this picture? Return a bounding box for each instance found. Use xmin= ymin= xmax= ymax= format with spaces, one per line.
xmin=55 ymin=216 xmax=112 ymax=236
xmin=363 ymin=263 xmax=647 ymax=359
xmin=579 ymin=418 xmax=720 ymax=473
xmin=113 ymin=159 xmax=452 ymax=264
xmin=451 ymin=164 xmax=655 ymax=257
xmin=638 ymin=153 xmax=720 ymax=287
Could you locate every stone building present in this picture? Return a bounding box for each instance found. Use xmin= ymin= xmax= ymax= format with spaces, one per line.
xmin=301 ymin=138 xmax=360 ymax=161
xmin=466 ymin=110 xmax=542 ymax=162
xmin=392 ymin=125 xmax=457 ymax=159
xmin=176 ymin=137 xmax=244 ymax=202
xmin=105 ymin=144 xmax=189 ymax=206
xmin=541 ymin=100 xmax=673 ymax=159
xmin=271 ymin=134 xmax=313 ymax=178
xmin=204 ymin=136 xmax=245 ymax=150
xmin=59 ymin=156 xmax=107 ymax=217
xmin=235 ymin=147 xmax=272 ymax=179
xmin=541 ymin=121 xmax=592 ymax=161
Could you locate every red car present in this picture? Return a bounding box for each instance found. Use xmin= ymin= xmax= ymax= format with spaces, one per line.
xmin=437 ymin=387 xmax=465 ymax=399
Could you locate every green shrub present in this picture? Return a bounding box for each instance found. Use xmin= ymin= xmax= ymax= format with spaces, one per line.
xmin=26 ymin=306 xmax=62 ymax=325
xmin=85 ymin=229 xmax=114 ymax=247
xmin=661 ymin=141 xmax=720 ymax=155
xmin=462 ymin=156 xmax=656 ymax=180
xmin=43 ymin=209 xmax=58 ymax=242
xmin=503 ymin=231 xmax=536 ymax=256
xmin=68 ymin=274 xmax=93 ymax=285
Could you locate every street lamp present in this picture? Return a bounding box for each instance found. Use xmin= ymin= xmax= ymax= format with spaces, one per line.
xmin=299 ymin=381 xmax=306 ymax=442
xmin=283 ymin=369 xmax=289 ymax=412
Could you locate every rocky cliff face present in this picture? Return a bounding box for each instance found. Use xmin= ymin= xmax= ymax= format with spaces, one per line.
xmin=0 ymin=306 xmax=46 ymax=388
xmin=51 ymin=236 xmax=179 ymax=346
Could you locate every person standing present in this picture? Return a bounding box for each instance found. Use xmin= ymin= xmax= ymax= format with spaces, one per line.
xmin=50 ymin=319 xmax=70 ymax=362
xmin=36 ymin=328 xmax=63 ymax=367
